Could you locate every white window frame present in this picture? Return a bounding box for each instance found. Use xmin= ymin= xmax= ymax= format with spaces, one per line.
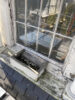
xmin=10 ymin=0 xmax=73 ymax=66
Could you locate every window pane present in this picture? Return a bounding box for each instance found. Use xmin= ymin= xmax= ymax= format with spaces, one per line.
xmin=57 ymin=0 xmax=75 ymax=37
xmin=40 ymin=0 xmax=61 ymax=31
xmin=27 ymin=0 xmax=40 ymax=26
xmin=16 ymin=23 xmax=25 ymax=45
xmin=50 ymin=35 xmax=72 ymax=63
xmin=37 ymin=30 xmax=53 ymax=56
xmin=26 ymin=26 xmax=38 ymax=50
xmin=15 ymin=0 xmax=25 ymax=22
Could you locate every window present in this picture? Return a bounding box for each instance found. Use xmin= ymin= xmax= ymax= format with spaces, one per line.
xmin=14 ymin=0 xmax=74 ymax=63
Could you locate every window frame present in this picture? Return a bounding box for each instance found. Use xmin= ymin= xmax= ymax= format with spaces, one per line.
xmin=11 ymin=0 xmax=73 ymax=65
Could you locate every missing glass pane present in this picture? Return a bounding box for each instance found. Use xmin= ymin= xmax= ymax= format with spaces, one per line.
xmin=15 ymin=0 xmax=25 ymax=22
xmin=50 ymin=35 xmax=72 ymax=63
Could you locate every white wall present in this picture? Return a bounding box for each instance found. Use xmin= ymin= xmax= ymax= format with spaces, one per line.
xmin=64 ymin=37 xmax=75 ymax=79
xmin=0 ymin=0 xmax=14 ymax=46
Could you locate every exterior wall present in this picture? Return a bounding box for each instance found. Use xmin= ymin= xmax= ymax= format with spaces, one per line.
xmin=0 ymin=0 xmax=75 ymax=80
xmin=64 ymin=37 xmax=75 ymax=79
xmin=0 ymin=0 xmax=75 ymax=100
xmin=0 ymin=0 xmax=14 ymax=46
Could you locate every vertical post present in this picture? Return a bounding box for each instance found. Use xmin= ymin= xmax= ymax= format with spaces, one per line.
xmin=11 ymin=0 xmax=17 ymax=44
xmin=36 ymin=0 xmax=43 ymax=51
xmin=25 ymin=0 xmax=27 ymax=45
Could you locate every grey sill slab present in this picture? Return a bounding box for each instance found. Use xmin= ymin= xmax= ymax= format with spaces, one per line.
xmin=0 ymin=47 xmax=66 ymax=100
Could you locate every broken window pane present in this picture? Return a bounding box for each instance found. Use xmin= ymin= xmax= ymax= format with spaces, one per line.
xmin=57 ymin=0 xmax=75 ymax=37
xmin=15 ymin=0 xmax=25 ymax=22
xmin=37 ymin=29 xmax=53 ymax=56
xmin=50 ymin=35 xmax=72 ymax=63
xmin=27 ymin=0 xmax=40 ymax=26
xmin=40 ymin=0 xmax=61 ymax=31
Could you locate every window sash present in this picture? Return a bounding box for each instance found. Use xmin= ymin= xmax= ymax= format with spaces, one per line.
xmin=12 ymin=0 xmax=73 ymax=64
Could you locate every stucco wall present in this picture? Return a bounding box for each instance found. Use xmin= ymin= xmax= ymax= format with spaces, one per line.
xmin=64 ymin=37 xmax=75 ymax=79
xmin=0 ymin=0 xmax=14 ymax=46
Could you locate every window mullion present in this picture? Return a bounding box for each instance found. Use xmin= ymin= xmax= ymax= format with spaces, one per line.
xmin=48 ymin=0 xmax=64 ymax=57
xmin=25 ymin=0 xmax=27 ymax=45
xmin=36 ymin=0 xmax=43 ymax=51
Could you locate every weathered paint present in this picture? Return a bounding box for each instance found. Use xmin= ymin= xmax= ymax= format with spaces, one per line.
xmin=64 ymin=37 xmax=75 ymax=79
xmin=0 ymin=0 xmax=14 ymax=46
